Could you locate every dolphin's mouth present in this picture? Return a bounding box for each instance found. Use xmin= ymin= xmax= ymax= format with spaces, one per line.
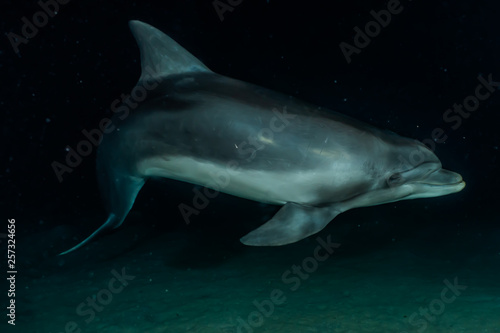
xmin=416 ymin=169 xmax=466 ymax=192
xmin=399 ymin=168 xmax=465 ymax=200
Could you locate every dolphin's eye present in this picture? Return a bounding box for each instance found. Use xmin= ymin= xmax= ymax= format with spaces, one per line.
xmin=387 ymin=173 xmax=402 ymax=186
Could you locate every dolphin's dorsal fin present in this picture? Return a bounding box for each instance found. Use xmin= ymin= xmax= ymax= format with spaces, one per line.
xmin=129 ymin=20 xmax=211 ymax=85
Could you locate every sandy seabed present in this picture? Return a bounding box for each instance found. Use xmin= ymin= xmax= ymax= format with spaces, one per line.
xmin=10 ymin=217 xmax=500 ymax=333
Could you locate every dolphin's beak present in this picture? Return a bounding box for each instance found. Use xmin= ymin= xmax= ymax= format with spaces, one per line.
xmin=419 ymin=169 xmax=464 ymax=187
xmin=412 ymin=168 xmax=466 ymax=198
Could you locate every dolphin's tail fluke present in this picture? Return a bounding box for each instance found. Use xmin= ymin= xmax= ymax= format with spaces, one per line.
xmin=58 ymin=213 xmax=120 ymax=255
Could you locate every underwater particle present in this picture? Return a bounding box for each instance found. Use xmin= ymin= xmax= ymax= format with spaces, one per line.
xmin=57 ymin=257 xmax=65 ymax=267
xmin=45 ymin=118 xmax=51 ymax=123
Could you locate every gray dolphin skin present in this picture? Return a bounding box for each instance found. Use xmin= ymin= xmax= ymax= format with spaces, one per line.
xmin=60 ymin=21 xmax=466 ymax=255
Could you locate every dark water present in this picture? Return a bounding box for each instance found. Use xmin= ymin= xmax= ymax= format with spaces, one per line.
xmin=1 ymin=1 xmax=499 ymax=332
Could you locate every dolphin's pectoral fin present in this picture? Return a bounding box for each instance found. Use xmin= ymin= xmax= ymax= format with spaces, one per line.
xmin=58 ymin=213 xmax=121 ymax=256
xmin=240 ymin=203 xmax=341 ymax=246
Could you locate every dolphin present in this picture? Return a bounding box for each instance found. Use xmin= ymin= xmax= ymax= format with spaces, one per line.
xmin=60 ymin=20 xmax=465 ymax=255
